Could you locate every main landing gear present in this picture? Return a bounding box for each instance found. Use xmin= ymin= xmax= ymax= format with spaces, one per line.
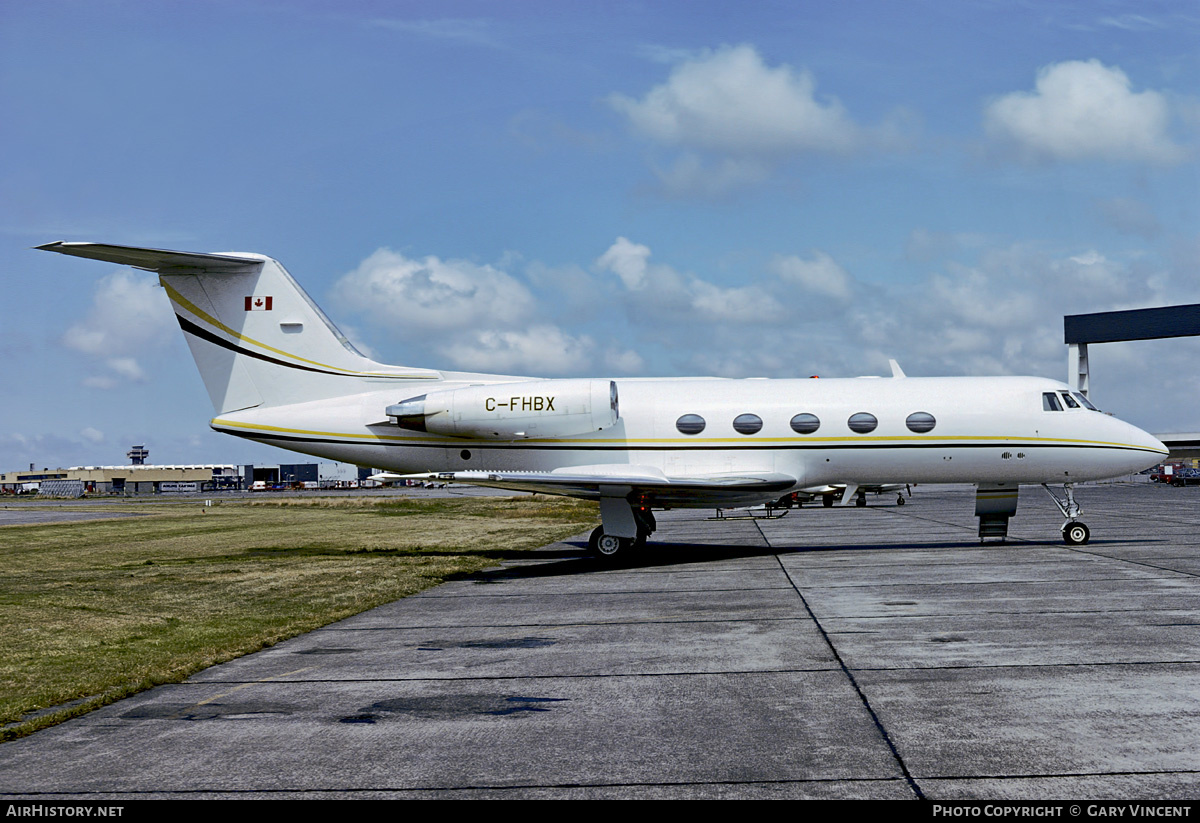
xmin=1042 ymin=484 xmax=1090 ymax=545
xmin=588 ymin=505 xmax=656 ymax=561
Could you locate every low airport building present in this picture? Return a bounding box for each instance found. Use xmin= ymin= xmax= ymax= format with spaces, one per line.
xmin=1 ymin=462 xmax=376 ymax=496
xmin=0 ymin=465 xmax=239 ymax=496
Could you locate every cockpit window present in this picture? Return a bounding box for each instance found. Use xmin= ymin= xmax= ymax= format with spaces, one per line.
xmin=1043 ymin=392 xmax=1063 ymax=411
xmin=1072 ymin=392 xmax=1098 ymax=411
xmin=1060 ymin=391 xmax=1079 ymax=409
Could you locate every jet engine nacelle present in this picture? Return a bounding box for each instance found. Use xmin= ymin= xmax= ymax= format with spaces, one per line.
xmin=387 ymin=379 xmax=619 ymax=440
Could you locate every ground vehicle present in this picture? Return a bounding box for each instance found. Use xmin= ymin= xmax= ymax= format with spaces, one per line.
xmin=1150 ymin=464 xmax=1195 ymax=484
xmin=1168 ymin=468 xmax=1200 ymax=487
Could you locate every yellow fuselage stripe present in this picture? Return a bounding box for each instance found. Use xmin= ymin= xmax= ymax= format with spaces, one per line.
xmin=209 ymin=418 xmax=1160 ymax=452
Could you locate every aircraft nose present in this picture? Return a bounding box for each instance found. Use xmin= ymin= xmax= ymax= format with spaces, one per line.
xmin=1127 ymin=421 xmax=1169 ymax=468
xmin=1150 ymin=432 xmax=1168 ymax=455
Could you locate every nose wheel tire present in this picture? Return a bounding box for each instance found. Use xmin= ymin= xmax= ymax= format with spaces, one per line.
xmin=1063 ymin=522 xmax=1090 ymax=545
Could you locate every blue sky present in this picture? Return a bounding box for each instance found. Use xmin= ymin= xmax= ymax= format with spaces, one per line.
xmin=2 ymin=0 xmax=1198 ymax=469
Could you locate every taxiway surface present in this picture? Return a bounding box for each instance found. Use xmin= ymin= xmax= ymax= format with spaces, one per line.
xmin=2 ymin=483 xmax=1198 ymax=799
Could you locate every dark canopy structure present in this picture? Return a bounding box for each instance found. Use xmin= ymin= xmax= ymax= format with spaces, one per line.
xmin=1063 ymin=303 xmax=1200 ymax=399
xmin=1065 ymin=304 xmax=1200 ymax=345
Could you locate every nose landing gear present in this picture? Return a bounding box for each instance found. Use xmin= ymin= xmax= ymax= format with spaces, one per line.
xmin=1042 ymin=483 xmax=1090 ymax=545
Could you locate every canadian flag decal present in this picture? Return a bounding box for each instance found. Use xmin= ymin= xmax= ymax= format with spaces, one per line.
xmin=245 ymin=296 xmax=273 ymax=311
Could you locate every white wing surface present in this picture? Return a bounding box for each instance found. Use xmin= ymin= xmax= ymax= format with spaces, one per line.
xmin=407 ymin=466 xmax=797 ymax=508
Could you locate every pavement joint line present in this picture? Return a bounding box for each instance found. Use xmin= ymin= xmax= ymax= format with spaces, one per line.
xmin=913 ymin=768 xmax=1200 ymax=782
xmin=415 ymin=586 xmax=802 ymax=598
xmin=767 ymin=532 xmax=926 ymax=800
xmin=313 ymin=617 xmax=819 ymax=631
xmin=0 ymin=775 xmax=917 ymax=796
xmin=750 ymin=577 xmax=1186 ymax=589
xmin=1062 ymin=548 xmax=1200 ymax=578
xmin=817 ymin=659 xmax=1200 ymax=673
xmin=181 ymin=668 xmax=851 ymax=684
xmin=176 ymin=658 xmax=1200 ymax=685
xmin=822 ymin=608 xmax=1200 ymax=619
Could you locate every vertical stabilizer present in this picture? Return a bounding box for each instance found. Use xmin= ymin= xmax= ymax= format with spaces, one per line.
xmin=39 ymin=242 xmax=442 ymax=413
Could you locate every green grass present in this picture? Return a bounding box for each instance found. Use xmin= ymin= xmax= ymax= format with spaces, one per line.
xmin=0 ymin=494 xmax=597 ymax=740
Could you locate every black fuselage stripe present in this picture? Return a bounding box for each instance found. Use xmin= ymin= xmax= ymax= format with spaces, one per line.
xmin=212 ymin=427 xmax=1161 ymax=455
xmin=176 ymin=314 xmax=350 ymax=377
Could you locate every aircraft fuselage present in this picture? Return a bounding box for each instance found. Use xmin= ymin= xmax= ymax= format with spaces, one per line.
xmin=211 ymin=374 xmax=1164 ymax=498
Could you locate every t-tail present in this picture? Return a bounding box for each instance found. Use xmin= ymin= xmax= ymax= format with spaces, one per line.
xmin=38 ymin=242 xmax=444 ymax=413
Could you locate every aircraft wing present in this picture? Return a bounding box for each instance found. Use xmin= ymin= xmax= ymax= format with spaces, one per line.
xmin=405 ymin=466 xmax=797 ymax=508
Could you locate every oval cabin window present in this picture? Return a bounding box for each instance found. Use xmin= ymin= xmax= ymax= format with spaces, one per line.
xmin=790 ymin=413 xmax=820 ymax=434
xmin=732 ymin=413 xmax=763 ymax=435
xmin=905 ymin=412 xmax=936 ymax=433
xmin=676 ymin=414 xmax=706 ymax=435
xmin=847 ymin=412 xmax=878 ymax=433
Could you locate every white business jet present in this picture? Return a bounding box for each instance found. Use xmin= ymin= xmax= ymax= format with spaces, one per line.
xmin=41 ymin=242 xmax=1168 ymax=558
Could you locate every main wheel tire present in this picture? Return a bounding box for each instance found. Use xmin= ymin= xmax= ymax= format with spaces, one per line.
xmin=1063 ymin=522 xmax=1090 ymax=545
xmin=588 ymin=526 xmax=630 ymax=559
xmin=897 ymin=494 xmax=906 ymax=506
xmin=855 ymin=495 xmax=866 ymax=508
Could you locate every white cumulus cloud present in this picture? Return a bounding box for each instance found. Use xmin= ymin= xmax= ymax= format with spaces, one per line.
xmin=596 ymin=237 xmax=783 ymax=325
xmin=332 ymin=248 xmax=536 ymax=332
xmin=608 ymin=44 xmax=868 ymax=194
xmin=61 ymin=270 xmax=175 ymax=387
xmin=689 ymin=279 xmax=783 ymax=324
xmin=609 ymin=44 xmax=859 ymax=156
xmin=983 ymin=59 xmax=1185 ymax=164
xmin=440 ymin=326 xmax=595 ymax=375
xmin=595 ymin=237 xmax=653 ymax=291
xmin=335 ymin=247 xmax=645 ymax=377
xmin=770 ymin=251 xmax=855 ymax=300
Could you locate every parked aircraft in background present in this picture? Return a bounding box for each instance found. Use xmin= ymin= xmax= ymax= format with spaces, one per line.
xmin=774 ymin=482 xmax=911 ymax=509
xmin=41 ymin=242 xmax=1168 ymax=559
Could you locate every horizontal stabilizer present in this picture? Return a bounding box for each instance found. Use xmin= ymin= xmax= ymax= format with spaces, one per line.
xmin=37 ymin=242 xmax=261 ymax=272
